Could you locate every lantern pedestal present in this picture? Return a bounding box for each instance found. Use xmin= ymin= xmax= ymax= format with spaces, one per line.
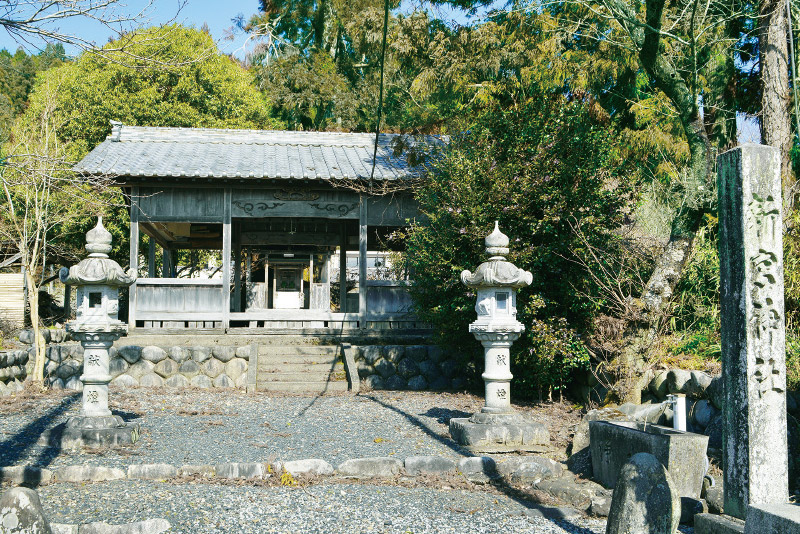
xmin=449 ymin=329 xmax=549 ymax=453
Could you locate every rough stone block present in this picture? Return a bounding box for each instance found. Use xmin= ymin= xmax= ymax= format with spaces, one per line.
xmin=417 ymin=360 xmax=439 ymax=381
xmin=225 ymin=358 xmax=247 ymax=381
xmin=191 ymin=346 xmax=212 ymax=363
xmin=126 ymin=360 xmax=154 ymax=380
xmin=178 ymin=360 xmax=200 ymax=378
xmin=139 ymin=373 xmax=163 ymax=388
xmin=356 ymin=361 xmax=374 ymax=378
xmin=694 ymin=513 xmax=745 ymax=534
xmin=111 ymin=375 xmax=138 ymax=387
xmin=364 ymin=375 xmax=384 ymax=390
xmin=234 ymin=345 xmax=251 ymax=360
xmin=500 ymin=456 xmax=563 ymax=483
xmin=396 ymin=358 xmax=419 ymax=379
xmin=688 ymin=371 xmax=713 ymax=397
xmin=64 ymin=376 xmax=82 ymax=391
xmin=168 ymin=346 xmax=188 ymax=363
xmin=55 ymin=465 xmax=126 ymax=482
xmin=117 ymin=346 xmax=141 ymax=364
xmin=589 ymin=420 xmax=708 ymax=499
xmin=216 ymin=462 xmax=264 ymax=480
xmin=165 ymin=374 xmax=189 ymax=388
xmin=275 ymin=459 xmax=334 ymax=477
xmin=361 ymin=346 xmax=383 ymax=365
xmin=190 ymin=375 xmax=212 ymax=389
xmin=427 ymin=345 xmax=444 ymax=363
xmin=108 ymin=358 xmax=129 ymax=378
xmin=212 ymin=346 xmax=235 ymax=363
xmin=384 ymin=375 xmax=407 ymax=390
xmin=127 ymin=464 xmax=177 ymax=480
xmin=681 ymin=497 xmax=708 ymax=525
xmin=153 ymin=359 xmax=178 ymax=378
xmin=141 ymin=346 xmax=167 ymax=363
xmin=407 ymin=375 xmax=427 ymax=391
xmin=605 ymin=453 xmax=680 ymax=534
xmin=0 ymin=466 xmax=54 ymax=486
xmin=212 ymin=374 xmax=234 ymax=388
xmin=47 ymin=346 xmax=62 ymax=363
xmin=404 ymin=456 xmax=455 ymax=476
xmin=203 ymin=358 xmax=225 ymax=378
xmin=384 ymin=345 xmax=404 ymax=363
xmin=406 ymin=345 xmax=428 ymax=362
xmin=374 ymin=358 xmax=395 ymax=378
xmin=535 ymin=477 xmax=605 ymax=512
xmin=668 ymin=369 xmax=692 ymax=394
xmin=439 ymin=359 xmax=458 ymax=379
xmin=0 ymin=487 xmax=52 ymax=534
xmin=337 ymin=457 xmax=403 ymax=478
xmin=745 ymin=503 xmax=800 ymax=534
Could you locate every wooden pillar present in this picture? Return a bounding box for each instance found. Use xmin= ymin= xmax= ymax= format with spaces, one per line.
xmin=339 ymin=224 xmax=347 ymax=312
xmin=222 ymin=188 xmax=232 ymax=329
xmin=359 ymin=195 xmax=368 ymax=327
xmin=161 ymin=246 xmax=170 ymax=278
xmin=233 ymin=220 xmax=242 ymax=313
xmin=129 ymin=187 xmax=140 ymax=328
xmin=147 ymin=237 xmax=156 ymax=277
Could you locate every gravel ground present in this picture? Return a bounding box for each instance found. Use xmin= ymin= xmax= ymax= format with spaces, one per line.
xmin=37 ymin=479 xmax=608 ymax=534
xmin=0 ymin=388 xmax=578 ymax=469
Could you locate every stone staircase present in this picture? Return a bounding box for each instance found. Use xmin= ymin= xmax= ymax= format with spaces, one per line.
xmin=255 ymin=344 xmax=349 ymax=393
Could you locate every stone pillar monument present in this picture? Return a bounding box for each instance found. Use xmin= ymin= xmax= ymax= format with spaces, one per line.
xmin=696 ymin=145 xmax=799 ymax=533
xmin=58 ymin=217 xmax=139 ymax=447
xmin=449 ymin=222 xmax=549 ymax=452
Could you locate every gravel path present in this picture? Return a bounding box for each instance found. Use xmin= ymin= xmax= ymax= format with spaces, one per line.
xmin=37 ymin=480 xmax=608 ymax=534
xmin=0 ymin=388 xmax=573 ymax=469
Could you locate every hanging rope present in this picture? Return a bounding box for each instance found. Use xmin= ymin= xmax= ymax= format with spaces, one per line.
xmin=370 ymin=0 xmax=391 ymax=181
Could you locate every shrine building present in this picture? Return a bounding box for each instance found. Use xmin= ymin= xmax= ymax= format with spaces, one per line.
xmin=76 ymin=123 xmax=436 ymax=332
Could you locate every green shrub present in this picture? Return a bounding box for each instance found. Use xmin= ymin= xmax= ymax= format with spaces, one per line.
xmin=401 ymin=91 xmax=642 ymax=397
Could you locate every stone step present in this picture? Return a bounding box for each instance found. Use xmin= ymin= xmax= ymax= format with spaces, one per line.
xmin=259 ymin=345 xmax=341 ymax=357
xmin=258 ymin=362 xmax=344 ymax=373
xmin=258 ymin=353 xmax=342 ymax=366
xmin=257 ymin=372 xmax=347 ymax=383
xmin=255 ymin=381 xmax=349 ymax=393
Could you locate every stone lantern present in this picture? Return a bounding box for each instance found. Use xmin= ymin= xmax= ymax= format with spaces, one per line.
xmin=58 ymin=217 xmax=138 ymax=447
xmin=449 ymin=222 xmax=549 ymax=452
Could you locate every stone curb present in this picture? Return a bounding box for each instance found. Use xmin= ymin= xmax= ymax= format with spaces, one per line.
xmin=1 ymin=455 xmax=602 ymax=514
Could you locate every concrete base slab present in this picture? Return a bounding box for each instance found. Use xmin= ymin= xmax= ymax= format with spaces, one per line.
xmin=695 ymin=513 xmax=745 ymax=534
xmin=39 ymin=416 xmax=140 ymax=449
xmin=449 ymin=414 xmax=549 ymax=453
xmin=745 ymin=503 xmax=800 ymax=534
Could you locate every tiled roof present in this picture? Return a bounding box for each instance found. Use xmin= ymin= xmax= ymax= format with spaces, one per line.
xmin=75 ymin=124 xmax=442 ymax=181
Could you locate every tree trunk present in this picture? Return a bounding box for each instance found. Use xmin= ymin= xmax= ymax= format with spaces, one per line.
xmin=760 ymin=0 xmax=794 ymax=214
xmin=24 ymin=268 xmax=46 ymax=385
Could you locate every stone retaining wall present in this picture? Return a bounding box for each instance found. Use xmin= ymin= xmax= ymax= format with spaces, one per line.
xmin=351 ymin=345 xmax=465 ymax=391
xmin=0 ymin=346 xmax=29 ymax=395
xmin=3 ymin=331 xmax=464 ymax=394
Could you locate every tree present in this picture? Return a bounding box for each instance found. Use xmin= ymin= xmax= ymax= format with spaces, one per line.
xmin=5 ymin=25 xmax=280 ymax=387
xmin=1 ymin=71 xmax=112 ymax=383
xmin=759 ymin=0 xmax=793 ymax=212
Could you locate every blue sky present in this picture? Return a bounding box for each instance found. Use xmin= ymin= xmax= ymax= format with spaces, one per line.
xmin=0 ymin=1 xmax=259 ymax=57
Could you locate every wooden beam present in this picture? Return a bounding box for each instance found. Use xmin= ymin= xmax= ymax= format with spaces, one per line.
xmin=129 ymin=186 xmax=140 ymax=328
xmin=222 ymin=187 xmax=232 ymax=329
xmin=239 ymin=231 xmax=340 ymax=247
xmin=359 ymin=194 xmax=367 ymax=327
